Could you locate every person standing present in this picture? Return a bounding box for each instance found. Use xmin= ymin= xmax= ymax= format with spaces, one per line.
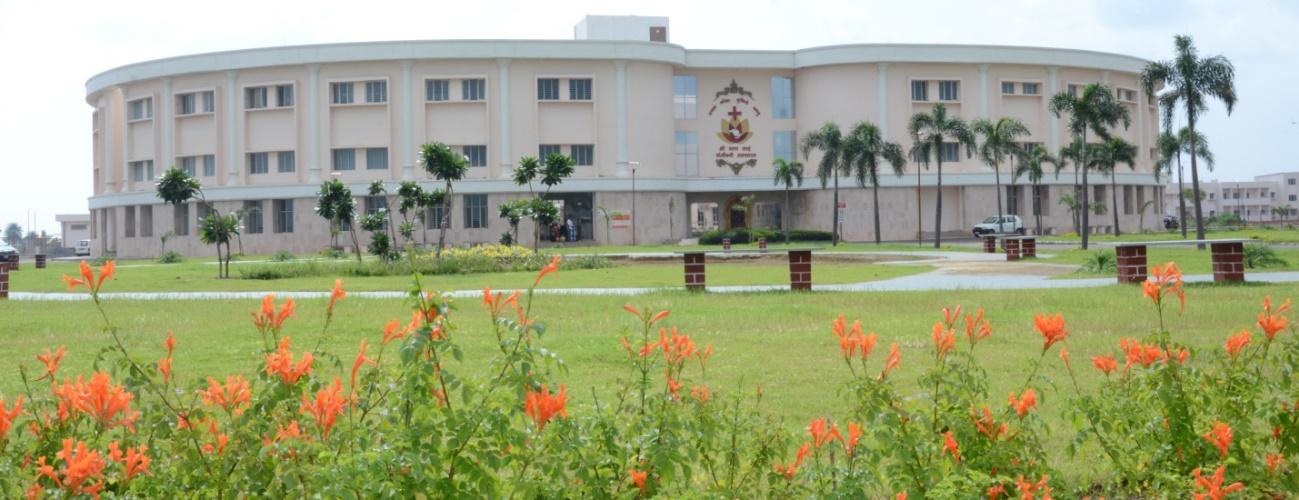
xmin=565 ymin=217 xmax=576 ymax=242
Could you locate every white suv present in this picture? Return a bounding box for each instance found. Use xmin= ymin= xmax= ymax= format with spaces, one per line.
xmin=75 ymin=239 xmax=91 ymax=257
xmin=972 ymin=215 xmax=1025 ymax=237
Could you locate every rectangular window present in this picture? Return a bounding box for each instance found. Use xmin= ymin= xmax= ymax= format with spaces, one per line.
xmin=771 ymin=76 xmax=794 ymax=119
xmin=1290 ymin=194 xmax=1297 ymax=202
xmin=425 ymin=205 xmax=446 ymax=230
xmin=365 ymin=81 xmax=387 ymax=103
xmin=537 ymin=78 xmax=560 ymax=100
xmin=202 ymin=155 xmax=216 ymax=176
xmin=1123 ymin=186 xmax=1134 ymax=214
xmin=1290 ymin=178 xmax=1297 ymax=185
xmin=248 ymin=152 xmax=269 ymax=174
xmin=1094 ymin=185 xmax=1105 ymax=205
xmin=197 ymin=202 xmax=213 ymax=223
xmin=463 ymin=194 xmax=488 ymax=229
xmin=128 ymin=98 xmax=152 ymax=120
xmin=426 ymin=79 xmax=450 ymax=101
xmin=139 ymin=205 xmax=152 ymax=238
xmin=463 ymin=145 xmax=487 ymax=167
xmin=538 ymin=144 xmax=562 ymax=163
xmin=941 ymin=143 xmax=960 ymax=162
xmin=274 ymin=199 xmax=294 ymax=233
xmin=674 ymin=131 xmax=699 ymax=176
xmin=245 ymin=87 xmax=268 ymax=109
xmin=571 ymin=145 xmax=594 ymax=166
xmin=180 ymin=156 xmax=197 ymax=176
xmin=673 ymin=75 xmax=697 ymax=119
xmin=938 ymin=81 xmax=960 ymax=101
xmin=173 ymin=203 xmax=189 ymax=236
xmin=773 ymin=131 xmax=796 ymax=162
xmin=462 ymin=78 xmax=486 ymax=101
xmin=177 ymin=93 xmax=196 ymax=115
xmin=568 ymin=78 xmax=592 ymax=100
xmin=124 ymin=206 xmax=136 ymax=238
xmin=243 ymin=201 xmax=264 ymax=234
xmin=365 ymin=196 xmax=387 ymax=217
xmin=1001 ymin=82 xmax=1015 ymax=95
xmin=129 ymin=160 xmax=154 ymax=182
xmin=275 ymin=85 xmax=294 ymax=107
xmin=332 ymin=148 xmax=356 ymax=171
xmin=277 ymin=151 xmax=295 ymax=173
xmin=911 ymin=80 xmax=928 ymax=101
xmin=1007 ymin=187 xmax=1019 ymax=215
xmin=366 ymin=148 xmax=389 ymax=170
xmin=1022 ymin=82 xmax=1039 ymax=95
xmin=1067 ymin=84 xmax=1079 ymax=97
xmin=331 ymin=82 xmax=353 ymax=104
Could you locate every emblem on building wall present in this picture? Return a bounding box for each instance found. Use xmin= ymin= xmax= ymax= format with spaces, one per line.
xmin=708 ymin=80 xmax=759 ymax=175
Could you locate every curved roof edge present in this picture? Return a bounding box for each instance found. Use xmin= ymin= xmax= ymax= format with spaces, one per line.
xmin=86 ymin=39 xmax=1150 ymax=99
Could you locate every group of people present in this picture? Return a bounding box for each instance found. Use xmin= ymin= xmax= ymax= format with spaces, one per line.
xmin=548 ymin=217 xmax=579 ymax=242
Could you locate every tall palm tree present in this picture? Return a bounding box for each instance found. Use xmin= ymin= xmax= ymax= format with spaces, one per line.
xmin=1141 ymin=35 xmax=1237 ymax=246
xmin=972 ymin=117 xmax=1030 ymax=223
xmin=800 ymin=122 xmax=850 ymax=246
xmin=909 ymin=104 xmax=975 ymax=248
xmin=1154 ymin=129 xmax=1186 ymax=237
xmin=771 ymin=157 xmax=805 ymax=245
xmin=1013 ymin=144 xmax=1056 ymax=236
xmin=843 ymin=121 xmax=907 ymax=245
xmin=1087 ymin=138 xmax=1138 ymax=236
xmin=419 ymin=142 xmax=469 ymax=258
xmin=1052 ymin=138 xmax=1084 ymax=234
xmin=1049 ymin=83 xmax=1131 ymax=250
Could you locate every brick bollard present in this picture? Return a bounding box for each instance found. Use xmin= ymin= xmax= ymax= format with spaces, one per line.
xmin=983 ymin=236 xmax=997 ymax=253
xmin=35 ymin=254 xmax=46 ymax=269
xmin=788 ymin=250 xmax=812 ymax=291
xmin=1005 ymin=238 xmax=1022 ymax=261
xmin=1210 ymin=241 xmax=1246 ymax=282
xmin=0 ymin=265 xmax=8 ymax=300
xmin=1116 ymin=245 xmax=1148 ymax=284
xmin=684 ymin=252 xmax=706 ymax=291
xmin=722 ymin=238 xmax=731 ymax=252
xmin=758 ymin=238 xmax=767 ymax=253
xmin=6 ymin=254 xmax=18 ymax=271
xmin=1020 ymin=238 xmax=1036 ymax=258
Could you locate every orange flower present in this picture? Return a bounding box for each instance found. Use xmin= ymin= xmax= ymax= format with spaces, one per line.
xmin=697 ymin=343 xmax=714 ymax=367
xmin=52 ymin=373 xmax=139 ymax=430
xmin=942 ymin=431 xmax=961 ymax=464
xmin=300 ymin=377 xmax=348 ymax=439
xmin=942 ymin=305 xmax=963 ymax=329
xmin=36 ymin=346 xmax=66 ymax=381
xmin=1192 ymin=466 xmax=1244 ymax=500
xmin=0 ymin=397 xmax=22 ymax=443
xmin=265 ymin=337 xmax=314 ymax=385
xmin=176 ymin=412 xmax=194 ymax=430
xmin=524 ymin=384 xmax=568 ymax=431
xmin=350 ymin=340 xmax=375 ymax=393
xmin=36 ymin=439 xmax=106 ymax=498
xmin=276 ymin=420 xmax=304 ymax=442
xmin=251 ymin=294 xmax=296 ymax=333
xmin=158 ymin=331 xmax=175 ymax=383
xmin=807 ymin=418 xmax=843 ymax=449
xmin=895 ymin=493 xmax=907 ymax=500
xmin=689 ymin=385 xmax=710 ymax=404
xmin=965 ymin=308 xmax=991 ymax=345
xmin=844 ymin=422 xmax=863 ymax=455
xmin=484 ymin=288 xmax=521 ymax=317
xmin=932 ymin=323 xmax=957 ymax=359
xmin=202 ymin=419 xmax=229 ymax=455
xmin=1015 ymin=475 xmax=1051 ymax=500
xmin=1224 ymin=330 xmax=1251 ymax=359
xmin=773 ymin=442 xmax=811 ymax=480
xmin=61 ymin=260 xmax=115 ymax=294
xmin=879 ymin=342 xmax=901 ymax=380
xmin=660 ymin=327 xmax=697 ymax=366
xmin=327 ymin=279 xmax=346 ymax=315
xmin=533 ymin=255 xmax=561 ymax=286
xmin=1059 ymin=347 xmax=1071 ymax=370
xmin=107 ymin=442 xmax=150 ymax=482
xmin=1257 ymin=296 xmax=1290 ymax=341
xmin=1009 ymin=388 xmax=1038 ymax=418
xmin=666 ymin=378 xmax=683 ymax=399
xmin=1266 ymin=453 xmax=1284 ymax=475
xmin=972 ymin=407 xmax=1007 ymax=441
xmin=624 ymin=303 xmax=669 ymax=327
xmin=1167 ymin=347 xmax=1190 ymax=365
xmin=1119 ymin=338 xmax=1164 ymax=370
xmin=1202 ymin=420 xmax=1233 ymax=458
xmin=1033 ymin=313 xmax=1068 ymax=351
xmin=987 ymin=483 xmax=1006 ymax=500
xmin=1092 ymin=354 xmax=1118 ymax=375
xmin=628 ymin=469 xmax=648 ymax=495
xmin=1143 ymin=262 xmax=1185 ymax=313
xmin=198 ymin=375 xmax=252 ymax=416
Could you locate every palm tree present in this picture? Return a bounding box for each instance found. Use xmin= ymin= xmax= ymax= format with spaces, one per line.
xmin=1049 ymin=83 xmax=1131 ymax=250
xmin=1154 ymin=129 xmax=1186 ymax=237
xmin=843 ymin=121 xmax=907 ymax=245
xmin=1052 ymin=139 xmax=1084 ymax=234
xmin=800 ymin=122 xmax=850 ymax=246
xmin=1272 ymin=205 xmax=1292 ymax=221
xmin=419 ymin=142 xmax=469 ymax=258
xmin=973 ymin=117 xmax=1030 ymax=222
xmin=1141 ymin=35 xmax=1237 ymax=246
xmin=909 ymin=104 xmax=975 ymax=248
xmin=1139 ymin=199 xmax=1156 ymax=232
xmin=1013 ymin=144 xmax=1056 ymax=236
xmin=771 ymin=157 xmax=805 ymax=245
xmin=156 ymin=167 xmax=238 ymax=278
xmin=1087 ymin=138 xmax=1138 ymax=236
xmin=315 ymin=178 xmax=362 ymax=263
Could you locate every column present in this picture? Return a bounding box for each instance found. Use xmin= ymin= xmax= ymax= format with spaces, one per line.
xmin=978 ymin=64 xmax=990 ymax=118
xmin=1211 ymin=241 xmax=1245 ymax=282
xmin=101 ymin=94 xmax=116 ymax=193
xmin=497 ymin=59 xmax=512 ymax=178
xmin=121 ymin=87 xmax=131 ymax=191
xmin=877 ymin=63 xmax=889 ymax=141
xmin=683 ymin=252 xmax=705 ymax=291
xmin=400 ymin=60 xmax=415 ymax=180
xmin=1137 ymin=83 xmax=1147 ymax=167
xmin=225 ymin=70 xmax=240 ymax=186
xmin=161 ymin=77 xmax=173 ymax=173
xmin=1046 ymin=67 xmax=1059 ymax=153
xmin=789 ymin=250 xmax=812 ymax=291
xmin=307 ymin=64 xmax=322 ymax=183
xmin=615 ymin=60 xmax=629 ymax=177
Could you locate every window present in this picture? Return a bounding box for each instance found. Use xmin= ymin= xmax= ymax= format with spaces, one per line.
xmin=173 ymin=203 xmax=189 ymax=236
xmin=1209 ymin=193 xmax=1216 ymax=200
xmin=365 ymin=196 xmax=387 ymax=217
xmin=274 ymin=199 xmax=294 ymax=233
xmin=675 ymin=132 xmax=699 ymax=176
xmin=1022 ymin=83 xmax=1039 ymax=95
xmin=941 ymin=143 xmax=960 ymax=162
xmin=128 ymin=98 xmax=152 ymax=120
xmin=71 ymin=224 xmax=87 ymax=231
xmin=463 ymin=194 xmax=488 ymax=229
xmin=537 ymin=78 xmax=560 ymax=100
xmin=243 ymin=201 xmax=263 ymax=234
xmin=275 ymin=85 xmax=294 ymax=107
xmin=463 ymin=145 xmax=487 ymax=167
xmin=462 ymin=79 xmax=486 ymax=101
xmin=1094 ymin=186 xmax=1105 ymax=205
xmin=571 ymin=145 xmax=594 ymax=166
xmin=366 ymin=148 xmax=389 ymax=170
xmin=277 ymin=151 xmax=295 ymax=173
xmin=773 ymin=131 xmax=796 ymax=162
xmin=425 ymin=205 xmax=446 ymax=230
xmin=177 ymin=93 xmax=196 ymax=115
xmin=569 ymin=78 xmax=592 ymax=100
xmin=673 ymin=75 xmax=697 ymax=119
xmin=248 ymin=152 xmax=269 ymax=174
xmin=197 ymin=202 xmax=213 ymax=223
xmin=1067 ymin=84 xmax=1079 ymax=97
xmin=1290 ymin=178 xmax=1296 ymax=185
xmin=538 ymin=144 xmax=562 ymax=162
xmin=1290 ymin=195 xmax=1297 ymax=202
xmin=1123 ymin=186 xmax=1134 ymax=214
xmin=365 ymin=81 xmax=387 ymax=103
xmin=180 ymin=156 xmax=197 ymax=176
xmin=129 ymin=160 xmax=154 ymax=182
xmin=202 ymin=155 xmax=216 ymax=177
xmin=124 ymin=206 xmax=136 ymax=238
xmin=771 ymin=76 xmax=794 ymax=119
xmin=1001 ymin=82 xmax=1015 ymax=95
xmin=911 ymin=80 xmax=928 ymax=101
xmin=332 ymin=149 xmax=356 ymax=171
xmin=1032 ymin=185 xmax=1048 ymax=216
xmin=1117 ymin=88 xmax=1136 ymax=102
xmin=426 ymin=79 xmax=450 ymax=101
xmin=1007 ymin=187 xmax=1019 ymax=215
xmin=938 ymin=81 xmax=960 ymax=101
xmin=245 ymin=87 xmax=268 ymax=109
xmin=331 ymin=83 xmax=353 ymax=104
xmin=139 ymin=206 xmax=152 ymax=238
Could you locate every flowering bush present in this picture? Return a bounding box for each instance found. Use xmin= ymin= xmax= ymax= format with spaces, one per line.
xmin=0 ymin=259 xmax=1294 ymax=497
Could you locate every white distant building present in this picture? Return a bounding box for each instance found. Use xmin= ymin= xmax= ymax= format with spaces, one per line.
xmin=1164 ymin=172 xmax=1299 ymax=222
xmin=574 ymin=15 xmax=669 ymax=42
xmin=56 ymin=214 xmax=91 ymax=247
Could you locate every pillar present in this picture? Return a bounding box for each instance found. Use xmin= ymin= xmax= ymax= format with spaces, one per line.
xmin=1211 ymin=241 xmax=1245 ymax=282
xmin=307 ymin=64 xmax=322 ymax=183
xmin=498 ymin=59 xmax=513 ymax=178
xmin=1116 ymin=245 xmax=1147 ymax=284
xmin=616 ymin=60 xmax=629 ymax=177
xmin=983 ymin=235 xmax=996 ymax=253
xmin=1005 ymin=238 xmax=1022 ymax=261
xmin=224 ymin=70 xmax=240 ymax=186
xmin=400 ymin=60 xmax=415 ymax=181
xmin=161 ymin=77 xmax=173 ymax=172
xmin=684 ymin=252 xmax=705 ymax=291
xmin=1046 ymin=66 xmax=1059 ymax=153
xmin=1021 ymin=237 xmax=1037 ymax=258
xmin=0 ymin=265 xmax=8 ymax=300
xmin=789 ymin=250 xmax=812 ymax=291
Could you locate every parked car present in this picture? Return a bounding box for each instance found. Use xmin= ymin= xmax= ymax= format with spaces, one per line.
xmin=0 ymin=243 xmax=16 ymax=259
xmin=1163 ymin=215 xmax=1180 ymax=230
xmin=75 ymin=239 xmax=92 ymax=257
xmin=972 ymin=215 xmax=1025 ymax=237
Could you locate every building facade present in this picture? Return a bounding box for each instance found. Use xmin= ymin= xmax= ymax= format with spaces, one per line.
xmin=85 ymin=18 xmax=1164 ymax=257
xmin=1164 ymin=172 xmax=1299 ymax=223
xmin=56 ymin=214 xmax=91 ymax=248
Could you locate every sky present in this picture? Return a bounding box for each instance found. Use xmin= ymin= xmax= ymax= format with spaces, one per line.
xmin=0 ymin=0 xmax=1294 ymax=236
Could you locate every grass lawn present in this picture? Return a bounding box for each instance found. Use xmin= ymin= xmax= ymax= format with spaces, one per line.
xmin=545 ymin=241 xmax=981 ymax=255
xmin=1039 ymin=245 xmax=1299 ymax=278
xmin=9 ymin=258 xmax=932 ymax=293
xmin=1040 ymin=226 xmax=1299 ymax=244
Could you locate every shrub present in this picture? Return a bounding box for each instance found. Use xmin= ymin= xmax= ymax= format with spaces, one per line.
xmin=698 ymin=229 xmax=832 ymax=245
xmin=1080 ymin=250 xmax=1116 ymax=273
xmin=1244 ymin=244 xmax=1288 ymax=269
xmin=156 ymin=250 xmax=183 ymax=264
xmin=319 ymin=247 xmax=347 ymax=259
xmin=238 ymin=245 xmax=603 ymax=280
xmin=271 ymin=250 xmax=296 ymax=262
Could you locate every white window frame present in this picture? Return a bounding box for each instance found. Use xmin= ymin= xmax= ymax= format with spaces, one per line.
xmin=332 ymin=148 xmax=356 ymax=171
xmin=771 ymin=76 xmax=794 ymax=119
xmin=462 ymin=145 xmax=487 ymax=167
xmin=366 ymin=147 xmax=389 ymax=170
xmin=426 ymin=79 xmax=450 ymax=101
xmin=330 ymin=82 xmax=354 ymax=105
xmin=277 ymin=151 xmax=295 ymax=173
xmin=571 ymin=144 xmax=594 ymax=166
xmin=462 ymin=78 xmax=486 ymax=101
xmin=938 ymin=80 xmax=961 ymax=102
xmin=673 ymin=75 xmax=697 ymax=120
xmin=127 ymin=97 xmax=153 ymax=121
xmin=537 ymin=78 xmax=560 ymax=101
xmin=910 ymin=80 xmax=929 ymax=102
xmin=245 ymin=86 xmax=269 ymax=109
xmin=568 ymin=78 xmax=593 ymax=100
xmin=364 ymin=80 xmax=387 ymax=103
xmin=248 ymin=152 xmax=270 ymax=174
xmin=275 ymin=84 xmax=294 ymax=107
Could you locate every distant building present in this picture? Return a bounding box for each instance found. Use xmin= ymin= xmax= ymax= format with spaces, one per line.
xmin=1163 ymin=172 xmax=1299 ymax=222
xmin=56 ymin=214 xmax=91 ymax=248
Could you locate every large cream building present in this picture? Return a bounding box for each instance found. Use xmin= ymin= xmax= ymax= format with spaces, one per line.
xmin=85 ymin=16 xmax=1164 ymax=257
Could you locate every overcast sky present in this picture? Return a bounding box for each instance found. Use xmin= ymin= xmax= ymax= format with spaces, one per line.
xmin=1 ymin=0 xmax=1293 ymax=235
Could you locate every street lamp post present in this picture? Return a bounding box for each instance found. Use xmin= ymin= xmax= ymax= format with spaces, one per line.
xmin=631 ymin=164 xmax=638 ymax=246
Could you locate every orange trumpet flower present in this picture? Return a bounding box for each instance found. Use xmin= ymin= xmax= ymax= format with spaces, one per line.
xmin=198 ymin=375 xmax=252 ymax=416
xmin=1008 ymin=388 xmax=1038 ymax=418
xmin=628 ymin=468 xmax=649 ymax=495
xmin=533 ymin=255 xmax=561 ymax=286
xmin=350 ymin=340 xmax=375 ymax=392
xmin=965 ymin=308 xmax=991 ymax=345
xmin=1143 ymin=262 xmax=1185 ymax=312
xmin=1033 ymin=313 xmax=1068 ymax=351
xmin=1202 ymin=420 xmax=1233 ymax=459
xmin=879 ymin=342 xmax=901 ymax=380
xmin=53 ymin=373 xmax=139 ymax=431
xmin=0 ymin=397 xmax=22 ymax=443
xmin=265 ymin=337 xmax=314 ymax=385
xmin=36 ymin=346 xmax=66 ymax=381
xmin=1192 ymin=465 xmax=1244 ymax=500
xmin=807 ymin=418 xmax=843 ymax=449
xmin=1092 ymin=354 xmax=1118 ymax=375
xmin=942 ymin=431 xmax=961 ymax=464
xmin=932 ymin=323 xmax=957 ymax=359
xmin=107 ymin=442 xmax=151 ymax=482
xmin=158 ymin=331 xmax=175 ymax=383
xmin=1224 ymin=330 xmax=1251 ymax=359
xmin=773 ymin=442 xmax=811 ymax=480
xmin=61 ymin=260 xmax=115 ymax=294
xmin=327 ymin=279 xmax=346 ymax=315
xmin=300 ymin=377 xmax=349 ymax=439
xmin=1257 ymin=296 xmax=1290 ymax=341
xmin=36 ymin=438 xmax=107 ymax=498
xmin=524 ymin=384 xmax=568 ymax=431
xmin=251 ymin=294 xmax=296 ymax=333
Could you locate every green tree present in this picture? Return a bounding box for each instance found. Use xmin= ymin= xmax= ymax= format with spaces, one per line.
xmin=1141 ymin=34 xmax=1236 ymax=246
xmin=1049 ymin=83 xmax=1131 ymax=250
xmin=800 ymin=122 xmax=850 ymax=246
xmin=155 ymin=167 xmax=237 ymax=278
xmin=1155 ymin=128 xmax=1187 ymax=238
xmin=1272 ymin=205 xmax=1292 ymax=220
xmin=973 ymin=117 xmax=1030 ymax=221
xmin=1058 ymin=192 xmax=1082 ymax=234
xmin=1013 ymin=144 xmax=1057 ymax=236
xmin=396 ymin=181 xmax=427 ymax=248
xmin=359 ymin=180 xmax=398 ymax=261
xmin=3 ymin=223 xmax=21 ymax=248
xmin=908 ymin=103 xmax=975 ymax=248
xmin=497 ymin=198 xmax=531 ymax=245
xmin=1087 ymin=138 xmax=1138 ymax=236
xmin=420 ymin=143 xmax=469 ymax=258
xmin=512 ymin=153 xmax=576 ymax=249
xmin=315 ymin=178 xmax=362 ymax=263
xmin=1139 ymin=199 xmax=1156 ymax=231
xmin=843 ymin=121 xmax=907 ymax=245
xmin=771 ymin=157 xmax=804 ymax=245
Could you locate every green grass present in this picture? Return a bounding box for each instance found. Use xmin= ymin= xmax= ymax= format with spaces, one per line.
xmin=545 ymin=241 xmax=981 ymax=255
xmin=1041 ymin=226 xmax=1299 ymax=244
xmin=1039 ymin=245 xmax=1299 ymax=278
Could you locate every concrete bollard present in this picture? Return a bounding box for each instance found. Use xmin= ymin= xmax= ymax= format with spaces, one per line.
xmin=722 ymin=238 xmax=731 ymax=252
xmin=35 ymin=254 xmax=46 ymax=269
xmin=758 ymin=238 xmax=767 ymax=253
